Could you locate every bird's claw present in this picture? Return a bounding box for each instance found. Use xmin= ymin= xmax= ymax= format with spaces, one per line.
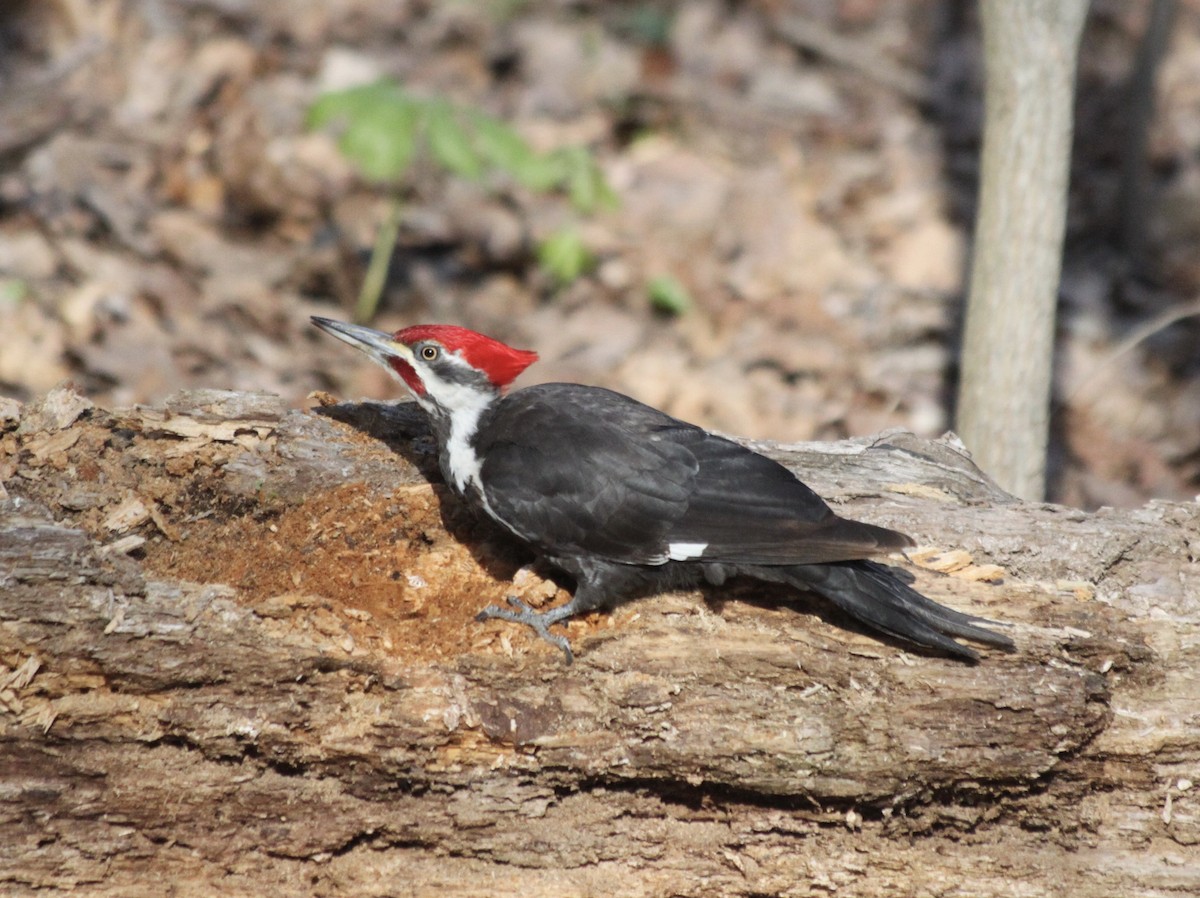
xmin=475 ymin=597 xmax=575 ymax=664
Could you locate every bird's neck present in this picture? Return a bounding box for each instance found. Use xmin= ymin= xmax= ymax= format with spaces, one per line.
xmin=422 ymin=386 xmax=498 ymax=497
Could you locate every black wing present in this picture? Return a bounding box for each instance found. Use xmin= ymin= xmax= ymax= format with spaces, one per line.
xmin=475 ymin=384 xmax=910 ymax=566
xmin=655 ymin=423 xmax=911 ymax=563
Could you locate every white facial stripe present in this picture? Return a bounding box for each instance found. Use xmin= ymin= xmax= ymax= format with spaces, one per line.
xmin=668 ymin=541 xmax=708 ymax=561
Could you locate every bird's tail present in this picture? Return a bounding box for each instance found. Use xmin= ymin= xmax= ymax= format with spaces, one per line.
xmin=780 ymin=560 xmax=1014 ymax=661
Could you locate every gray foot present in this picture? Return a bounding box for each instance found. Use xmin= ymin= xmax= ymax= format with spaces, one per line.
xmin=475 ymin=597 xmax=575 ymax=664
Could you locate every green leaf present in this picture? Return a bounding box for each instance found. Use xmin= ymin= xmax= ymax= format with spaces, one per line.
xmin=309 ymin=81 xmax=419 ymax=182
xmin=0 ymin=279 xmax=27 ymax=304
xmin=514 ymin=151 xmax=571 ymax=192
xmin=470 ymin=114 xmax=537 ymax=174
xmin=308 ymin=85 xmax=367 ymax=130
xmin=470 ymin=114 xmax=575 ymax=192
xmin=647 ymin=275 xmax=692 ymax=315
xmin=308 ymin=80 xmax=406 ymax=129
xmin=556 ymin=147 xmax=618 ymax=213
xmin=310 ymin=79 xmax=619 ymax=205
xmin=426 ymin=102 xmax=483 ymax=179
xmin=341 ymin=104 xmax=419 ymax=181
xmin=537 ymin=229 xmax=594 ymax=286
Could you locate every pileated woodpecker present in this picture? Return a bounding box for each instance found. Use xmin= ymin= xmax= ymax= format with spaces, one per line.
xmin=312 ymin=317 xmax=1012 ymax=663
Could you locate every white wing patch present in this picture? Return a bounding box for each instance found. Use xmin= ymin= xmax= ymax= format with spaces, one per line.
xmin=668 ymin=541 xmax=708 ymax=561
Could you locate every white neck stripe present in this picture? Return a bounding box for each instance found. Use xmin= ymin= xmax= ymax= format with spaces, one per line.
xmin=420 ymin=368 xmax=493 ymax=493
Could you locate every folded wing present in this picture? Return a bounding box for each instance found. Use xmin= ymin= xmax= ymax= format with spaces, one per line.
xmin=477 ymin=385 xmax=911 ymax=567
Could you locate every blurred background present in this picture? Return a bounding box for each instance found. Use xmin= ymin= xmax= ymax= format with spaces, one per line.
xmin=1 ymin=0 xmax=1198 ymax=509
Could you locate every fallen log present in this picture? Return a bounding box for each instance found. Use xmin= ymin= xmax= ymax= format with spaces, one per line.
xmin=1 ymin=386 xmax=1197 ymax=897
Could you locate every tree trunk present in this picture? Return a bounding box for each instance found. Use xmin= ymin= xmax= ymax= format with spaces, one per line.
xmin=2 ymin=387 xmax=1198 ymax=897
xmin=1117 ymin=0 xmax=1177 ymax=262
xmin=956 ymin=0 xmax=1089 ymax=500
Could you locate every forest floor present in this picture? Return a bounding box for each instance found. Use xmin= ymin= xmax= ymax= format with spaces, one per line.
xmin=2 ymin=0 xmax=1199 ymax=509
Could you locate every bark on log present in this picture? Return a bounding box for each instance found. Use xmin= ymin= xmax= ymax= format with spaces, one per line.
xmin=1 ymin=387 xmax=1198 ymax=897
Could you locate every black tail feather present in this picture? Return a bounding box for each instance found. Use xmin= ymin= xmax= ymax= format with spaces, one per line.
xmin=782 ymin=560 xmax=1014 ymax=661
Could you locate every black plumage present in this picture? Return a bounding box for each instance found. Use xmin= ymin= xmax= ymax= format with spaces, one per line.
xmin=469 ymin=384 xmax=1012 ymax=662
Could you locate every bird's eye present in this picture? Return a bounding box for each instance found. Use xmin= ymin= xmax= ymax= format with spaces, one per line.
xmin=420 ymin=345 xmax=439 ymax=361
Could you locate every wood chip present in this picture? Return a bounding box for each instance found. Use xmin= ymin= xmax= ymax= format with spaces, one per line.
xmin=907 ymin=548 xmax=974 ymax=573
xmin=0 ymin=655 xmax=40 ymax=692
xmin=308 ymin=390 xmax=340 ymax=408
xmin=18 ymin=386 xmax=93 ymax=433
xmin=1055 ymin=580 xmax=1096 ymax=602
xmin=101 ymin=534 xmax=147 ymax=555
xmin=959 ymin=564 xmax=1006 ymax=583
xmin=885 ymin=483 xmax=957 ymax=502
xmin=103 ymin=495 xmax=152 ymax=532
xmin=257 ymin=592 xmax=321 ymax=619
xmin=25 ymin=427 xmax=82 ymax=462
xmin=0 ymin=396 xmax=21 ymax=425
xmin=148 ymin=503 xmax=181 ymax=541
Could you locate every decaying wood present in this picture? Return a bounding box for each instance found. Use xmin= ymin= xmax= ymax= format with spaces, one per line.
xmin=1 ymin=387 xmax=1198 ymax=897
